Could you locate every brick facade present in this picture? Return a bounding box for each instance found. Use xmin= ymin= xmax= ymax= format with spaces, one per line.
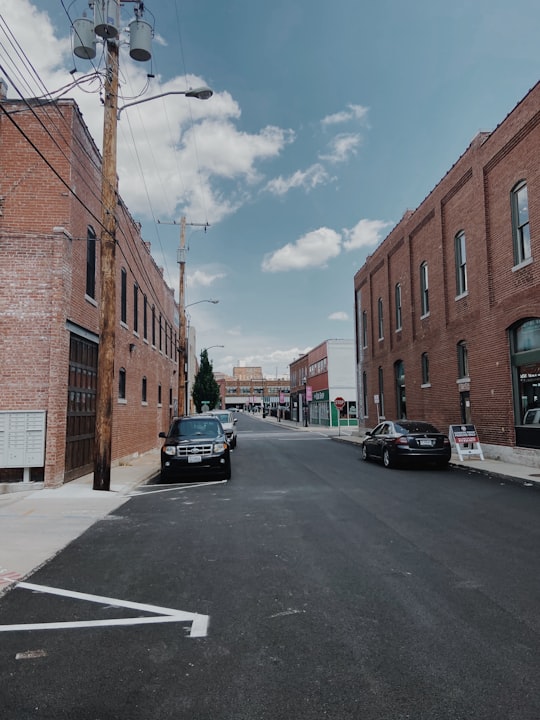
xmin=0 ymin=99 xmax=178 ymax=486
xmin=354 ymin=82 xmax=540 ymax=466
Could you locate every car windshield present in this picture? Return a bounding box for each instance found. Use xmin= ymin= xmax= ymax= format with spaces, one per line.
xmin=169 ymin=419 xmax=220 ymax=438
xmin=214 ymin=413 xmax=230 ymax=423
xmin=395 ymin=421 xmax=441 ymax=434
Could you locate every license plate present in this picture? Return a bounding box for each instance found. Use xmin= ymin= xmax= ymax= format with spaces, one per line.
xmin=419 ymin=439 xmax=434 ymax=447
xmin=188 ymin=455 xmax=202 ymax=463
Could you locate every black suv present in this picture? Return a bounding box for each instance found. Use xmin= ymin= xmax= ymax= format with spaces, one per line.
xmin=159 ymin=415 xmax=231 ymax=482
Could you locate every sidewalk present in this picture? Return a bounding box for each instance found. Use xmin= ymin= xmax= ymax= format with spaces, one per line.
xmin=0 ymin=449 xmax=160 ymax=595
xmin=1 ymin=420 xmax=538 ymax=596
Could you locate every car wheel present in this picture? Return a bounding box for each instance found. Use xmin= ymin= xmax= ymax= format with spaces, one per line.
xmin=361 ymin=444 xmax=369 ymax=461
xmin=383 ymin=448 xmax=394 ymax=468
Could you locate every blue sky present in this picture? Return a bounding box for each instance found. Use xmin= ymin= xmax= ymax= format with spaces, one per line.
xmin=2 ymin=0 xmax=540 ymax=377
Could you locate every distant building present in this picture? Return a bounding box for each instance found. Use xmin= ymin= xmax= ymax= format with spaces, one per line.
xmin=232 ymin=366 xmax=264 ymax=381
xmin=354 ymin=81 xmax=540 ymax=467
xmin=290 ymin=339 xmax=357 ymax=427
xmin=0 ymin=97 xmax=178 ymax=487
xmin=216 ymin=370 xmax=290 ymax=412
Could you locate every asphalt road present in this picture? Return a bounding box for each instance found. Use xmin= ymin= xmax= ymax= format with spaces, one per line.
xmin=1 ymin=413 xmax=539 ymax=719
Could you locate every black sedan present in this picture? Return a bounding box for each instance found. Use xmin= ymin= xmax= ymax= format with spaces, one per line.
xmin=159 ymin=415 xmax=231 ymax=482
xmin=361 ymin=420 xmax=451 ymax=468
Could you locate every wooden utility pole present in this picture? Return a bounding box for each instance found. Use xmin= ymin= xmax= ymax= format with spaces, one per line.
xmin=177 ymin=216 xmax=187 ymax=416
xmin=93 ymin=34 xmax=119 ymax=491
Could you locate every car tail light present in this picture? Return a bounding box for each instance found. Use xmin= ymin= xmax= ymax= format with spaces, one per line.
xmin=394 ymin=435 xmax=409 ymax=446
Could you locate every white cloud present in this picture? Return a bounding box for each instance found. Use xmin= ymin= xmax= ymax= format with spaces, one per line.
xmin=329 ymin=311 xmax=349 ymax=321
xmin=265 ymin=163 xmax=331 ymax=196
xmin=343 ymin=218 xmax=394 ymax=251
xmin=262 ymin=227 xmax=342 ymax=272
xmin=188 ymin=269 xmax=226 ymax=288
xmin=321 ymin=104 xmax=369 ymax=127
xmin=319 ymin=133 xmax=362 ymax=164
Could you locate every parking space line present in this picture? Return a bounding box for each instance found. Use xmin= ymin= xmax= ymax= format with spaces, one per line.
xmin=0 ymin=582 xmax=209 ymax=637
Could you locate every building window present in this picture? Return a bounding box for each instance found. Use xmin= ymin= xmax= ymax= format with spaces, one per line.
xmin=421 ymin=352 xmax=430 ymax=385
xmin=142 ymin=376 xmax=147 ymax=403
xmin=159 ymin=314 xmax=163 ymax=352
xmin=151 ymin=305 xmax=156 ymax=346
xmin=455 ymin=231 xmax=467 ymax=296
xmin=133 ymin=284 xmax=139 ymax=333
xmin=362 ymin=310 xmax=368 ymax=348
xmin=118 ymin=367 xmax=126 ymax=400
xmin=378 ymin=366 xmax=385 ymax=417
xmin=395 ymin=360 xmax=406 ymax=419
xmin=512 ymin=180 xmax=531 ymax=265
xmin=377 ymin=298 xmax=384 ymax=340
xmin=395 ymin=283 xmax=402 ymax=331
xmin=420 ymin=262 xmax=429 ymax=316
xmin=457 ymin=340 xmax=469 ymax=379
xmin=362 ymin=371 xmax=368 ymax=417
xmin=143 ymin=295 xmax=148 ymax=340
xmin=120 ymin=267 xmax=127 ymax=325
xmin=86 ymin=226 xmax=96 ymax=298
xmin=158 ymin=383 xmax=162 ymax=406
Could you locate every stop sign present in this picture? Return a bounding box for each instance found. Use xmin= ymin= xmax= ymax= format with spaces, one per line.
xmin=334 ymin=396 xmax=345 ymax=410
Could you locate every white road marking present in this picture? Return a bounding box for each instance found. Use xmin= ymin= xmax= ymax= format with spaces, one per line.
xmin=0 ymin=582 xmax=209 ymax=637
xmin=131 ymin=479 xmax=226 ymax=496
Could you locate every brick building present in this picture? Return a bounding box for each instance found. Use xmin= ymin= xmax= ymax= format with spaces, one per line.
xmin=290 ymin=339 xmax=357 ymax=427
xmin=216 ymin=368 xmax=290 ymax=412
xmin=354 ymin=81 xmax=540 ymax=466
xmin=0 ymin=97 xmax=178 ymax=487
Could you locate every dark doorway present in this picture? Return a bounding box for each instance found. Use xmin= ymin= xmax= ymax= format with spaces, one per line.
xmin=64 ymin=334 xmax=98 ymax=482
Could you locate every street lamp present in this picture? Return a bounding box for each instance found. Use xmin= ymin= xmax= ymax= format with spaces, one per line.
xmin=204 ymin=345 xmax=224 ymax=352
xmin=117 ymin=86 xmax=213 ymax=119
xmin=88 ymin=0 xmax=212 ymax=490
xmin=303 ymin=375 xmax=309 ymax=427
xmin=181 ymin=302 xmax=219 ymax=416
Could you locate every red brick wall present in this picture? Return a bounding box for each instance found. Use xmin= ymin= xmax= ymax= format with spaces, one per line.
xmin=0 ymin=100 xmax=178 ymax=485
xmin=354 ymin=83 xmax=540 ymax=448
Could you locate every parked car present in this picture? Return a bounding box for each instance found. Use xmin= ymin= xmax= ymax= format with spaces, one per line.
xmin=206 ymin=410 xmax=238 ymax=448
xmin=159 ymin=415 xmax=231 ymax=482
xmin=361 ymin=420 xmax=451 ymax=468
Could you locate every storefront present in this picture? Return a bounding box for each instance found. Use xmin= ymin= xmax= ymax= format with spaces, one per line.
xmin=511 ymin=318 xmax=540 ymax=449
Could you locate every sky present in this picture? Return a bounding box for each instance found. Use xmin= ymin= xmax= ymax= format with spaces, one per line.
xmin=1 ymin=0 xmax=540 ymax=378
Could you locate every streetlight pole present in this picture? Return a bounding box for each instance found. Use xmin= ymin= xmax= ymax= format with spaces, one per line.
xmin=86 ymin=0 xmax=212 ymax=490
xmin=94 ymin=19 xmax=119 ymax=491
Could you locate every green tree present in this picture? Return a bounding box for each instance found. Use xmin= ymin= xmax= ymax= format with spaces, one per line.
xmin=191 ymin=349 xmax=221 ymax=412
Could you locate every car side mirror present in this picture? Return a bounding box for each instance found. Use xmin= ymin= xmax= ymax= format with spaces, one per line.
xmin=159 ymin=431 xmax=167 ymax=438
xmin=233 ymin=418 xmax=238 ymax=424
xmin=365 ymin=430 xmax=372 ymax=436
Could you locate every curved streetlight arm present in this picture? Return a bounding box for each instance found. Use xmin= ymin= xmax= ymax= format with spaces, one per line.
xmin=185 ymin=299 xmax=219 ymax=309
xmin=117 ymin=86 xmax=213 ymax=119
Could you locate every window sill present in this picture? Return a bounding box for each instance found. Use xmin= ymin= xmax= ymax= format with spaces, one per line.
xmin=120 ymin=321 xmax=129 ymax=330
xmin=85 ymin=294 xmax=98 ymax=307
xmin=456 ymin=376 xmax=470 ymax=384
xmin=421 ymin=383 xmax=431 ymax=389
xmin=420 ymin=312 xmax=430 ymax=320
xmin=512 ymin=257 xmax=533 ymax=272
xmin=455 ymin=291 xmax=468 ymax=301
xmin=118 ymin=398 xmax=127 ymax=405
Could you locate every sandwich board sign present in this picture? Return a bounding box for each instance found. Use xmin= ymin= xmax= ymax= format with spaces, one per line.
xmin=449 ymin=424 xmax=484 ymax=461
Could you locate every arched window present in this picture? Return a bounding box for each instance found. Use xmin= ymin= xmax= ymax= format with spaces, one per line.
xmin=420 ymin=262 xmax=429 ymax=316
xmin=455 ymin=231 xmax=467 ymax=296
xmin=395 ymin=283 xmax=402 ymax=331
xmin=141 ymin=376 xmax=147 ymax=403
xmin=421 ymin=352 xmax=430 ymax=385
xmin=378 ymin=366 xmax=385 ymax=417
xmin=118 ymin=368 xmax=126 ymax=400
xmin=457 ymin=341 xmax=469 ymax=379
xmin=377 ymin=298 xmax=384 ymax=340
xmin=511 ymin=180 xmax=531 ymax=265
